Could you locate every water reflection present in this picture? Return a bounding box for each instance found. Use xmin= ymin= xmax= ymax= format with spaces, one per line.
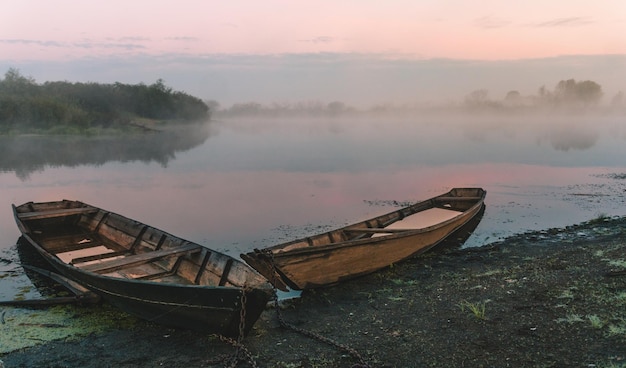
xmin=460 ymin=116 xmax=624 ymax=155
xmin=434 ymin=204 xmax=486 ymax=253
xmin=14 ymin=237 xmax=60 ymax=299
xmin=0 ymin=122 xmax=211 ymax=180
xmin=548 ymin=126 xmax=599 ymax=151
xmin=1 ymin=116 xmax=626 ymax=301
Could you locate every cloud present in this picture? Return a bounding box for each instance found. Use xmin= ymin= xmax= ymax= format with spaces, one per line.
xmin=0 ymin=38 xmax=145 ymax=51
xmin=0 ymin=39 xmax=64 ymax=47
xmin=474 ymin=16 xmax=512 ymax=29
xmin=75 ymin=42 xmax=146 ymax=50
xmin=298 ymin=36 xmax=334 ymax=44
xmin=115 ymin=36 xmax=151 ymax=42
xmin=532 ymin=17 xmax=594 ymax=27
xmin=165 ymin=36 xmax=199 ymax=42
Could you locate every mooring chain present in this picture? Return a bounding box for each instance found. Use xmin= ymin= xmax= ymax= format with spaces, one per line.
xmin=206 ymin=334 xmax=259 ymax=368
xmin=209 ymin=285 xmax=259 ymax=368
xmin=262 ymin=249 xmax=371 ymax=368
xmin=237 ymin=285 xmax=250 ymax=344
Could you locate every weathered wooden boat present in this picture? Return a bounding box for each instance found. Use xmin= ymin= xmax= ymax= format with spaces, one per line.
xmin=241 ymin=188 xmax=486 ymax=291
xmin=12 ymin=200 xmax=273 ymax=337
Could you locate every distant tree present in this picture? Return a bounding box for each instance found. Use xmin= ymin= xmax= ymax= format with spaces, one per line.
xmin=530 ymin=85 xmax=551 ymax=107
xmin=504 ymin=90 xmax=521 ymax=101
xmin=0 ymin=69 xmax=209 ymax=133
xmin=327 ymin=101 xmax=347 ymax=116
xmin=205 ymin=100 xmax=221 ymax=112
xmin=576 ymin=80 xmax=603 ymax=105
xmin=553 ymin=79 xmax=603 ymax=107
xmin=610 ymin=91 xmax=624 ymax=107
xmin=2 ymin=68 xmax=34 ymax=85
xmin=228 ymin=102 xmax=264 ymax=115
xmin=504 ymin=90 xmax=523 ymax=107
xmin=0 ymin=68 xmax=36 ymax=94
xmin=464 ymin=89 xmax=489 ymax=109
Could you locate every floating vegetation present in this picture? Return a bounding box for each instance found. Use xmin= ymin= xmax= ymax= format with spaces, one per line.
xmin=592 ymin=173 xmax=626 ymax=180
xmin=0 ymin=305 xmax=138 ymax=354
xmin=362 ymin=199 xmax=414 ymax=207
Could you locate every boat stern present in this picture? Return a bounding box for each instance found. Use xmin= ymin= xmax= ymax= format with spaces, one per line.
xmin=241 ymin=250 xmax=289 ymax=291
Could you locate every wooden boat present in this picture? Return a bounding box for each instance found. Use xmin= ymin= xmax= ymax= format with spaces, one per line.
xmin=241 ymin=188 xmax=486 ymax=291
xmin=12 ymin=200 xmax=273 ymax=337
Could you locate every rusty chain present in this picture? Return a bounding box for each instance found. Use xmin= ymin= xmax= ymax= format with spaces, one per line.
xmin=207 ymin=250 xmax=373 ymax=368
xmin=263 ymin=249 xmax=371 ymax=368
xmin=209 ymin=284 xmax=259 ymax=368
xmin=237 ymin=285 xmax=250 ymax=345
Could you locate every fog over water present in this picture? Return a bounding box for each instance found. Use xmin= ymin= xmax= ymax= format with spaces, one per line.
xmin=1 ymin=114 xmax=626 ymax=299
xmin=3 ymin=54 xmax=626 ymax=108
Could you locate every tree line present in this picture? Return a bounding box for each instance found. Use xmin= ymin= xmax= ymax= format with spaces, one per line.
xmin=0 ymin=68 xmax=209 ymax=134
xmin=211 ymin=78 xmax=624 ymax=117
xmin=464 ymin=79 xmax=608 ymax=111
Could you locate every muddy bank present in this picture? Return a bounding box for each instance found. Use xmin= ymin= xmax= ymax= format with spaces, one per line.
xmin=2 ymin=216 xmax=626 ymax=367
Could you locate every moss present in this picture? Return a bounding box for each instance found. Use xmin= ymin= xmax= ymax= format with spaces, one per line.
xmin=0 ymin=304 xmax=137 ymax=354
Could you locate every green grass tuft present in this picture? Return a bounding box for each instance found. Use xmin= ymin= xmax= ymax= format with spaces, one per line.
xmin=459 ymin=300 xmax=487 ymax=320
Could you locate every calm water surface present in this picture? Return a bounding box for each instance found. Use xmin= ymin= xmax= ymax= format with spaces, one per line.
xmin=1 ymin=116 xmax=626 ymax=299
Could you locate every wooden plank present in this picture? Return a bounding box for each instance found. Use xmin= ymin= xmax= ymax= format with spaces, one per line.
xmin=434 ymin=197 xmax=482 ymax=202
xmin=70 ymin=250 xmax=130 ymax=264
xmin=218 ymin=259 xmax=234 ymax=286
xmin=344 ymin=228 xmax=413 ymax=234
xmin=46 ymin=233 xmax=126 ymax=254
xmin=80 ymin=243 xmax=202 ymax=273
xmin=17 ymin=207 xmax=98 ymax=220
xmin=194 ymin=251 xmax=212 ymax=284
xmin=130 ymin=225 xmax=148 ymax=251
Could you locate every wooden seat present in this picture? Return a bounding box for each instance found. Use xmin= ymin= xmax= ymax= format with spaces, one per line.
xmin=17 ymin=207 xmax=98 ymax=220
xmin=80 ymin=243 xmax=202 ymax=274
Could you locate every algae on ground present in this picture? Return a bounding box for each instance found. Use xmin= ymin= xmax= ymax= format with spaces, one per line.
xmin=0 ymin=304 xmax=137 ymax=354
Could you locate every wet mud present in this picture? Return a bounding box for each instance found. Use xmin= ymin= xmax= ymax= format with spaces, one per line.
xmin=2 ymin=216 xmax=626 ymax=367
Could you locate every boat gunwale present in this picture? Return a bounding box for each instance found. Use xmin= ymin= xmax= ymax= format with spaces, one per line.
xmin=11 ymin=200 xmax=274 ymax=336
xmin=12 ymin=202 xmax=273 ymax=291
xmin=266 ymin=188 xmax=486 ymax=258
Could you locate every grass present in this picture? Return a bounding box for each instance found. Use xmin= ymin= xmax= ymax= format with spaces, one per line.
xmin=607 ymin=322 xmax=626 ymax=337
xmin=594 ymin=361 xmax=626 ymax=368
xmin=614 ymin=292 xmax=626 ymax=304
xmin=390 ymin=278 xmax=419 ymax=286
xmin=474 ymin=269 xmax=502 ymax=277
xmin=556 ymin=287 xmax=577 ymax=300
xmin=608 ymin=259 xmax=626 ymax=269
xmin=556 ymin=313 xmax=584 ymax=324
xmin=588 ymin=212 xmax=610 ymax=224
xmin=587 ymin=314 xmax=606 ymax=329
xmin=459 ymin=300 xmax=487 ymax=320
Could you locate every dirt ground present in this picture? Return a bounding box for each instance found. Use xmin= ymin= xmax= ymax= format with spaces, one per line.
xmin=2 ymin=216 xmax=626 ymax=368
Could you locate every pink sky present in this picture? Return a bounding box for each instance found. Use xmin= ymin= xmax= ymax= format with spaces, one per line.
xmin=2 ymin=0 xmax=626 ymax=61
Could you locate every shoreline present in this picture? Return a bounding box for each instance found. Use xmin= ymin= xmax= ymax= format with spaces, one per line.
xmin=2 ymin=216 xmax=626 ymax=367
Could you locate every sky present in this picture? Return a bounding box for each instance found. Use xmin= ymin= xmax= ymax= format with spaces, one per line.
xmin=1 ymin=1 xmax=625 ymax=106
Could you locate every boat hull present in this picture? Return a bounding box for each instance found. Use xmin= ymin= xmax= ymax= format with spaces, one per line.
xmin=242 ymin=188 xmax=486 ymax=290
xmin=13 ymin=201 xmax=272 ymax=337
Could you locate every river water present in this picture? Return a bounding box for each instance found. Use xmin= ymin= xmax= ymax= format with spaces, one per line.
xmin=1 ymin=115 xmax=626 ymax=299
